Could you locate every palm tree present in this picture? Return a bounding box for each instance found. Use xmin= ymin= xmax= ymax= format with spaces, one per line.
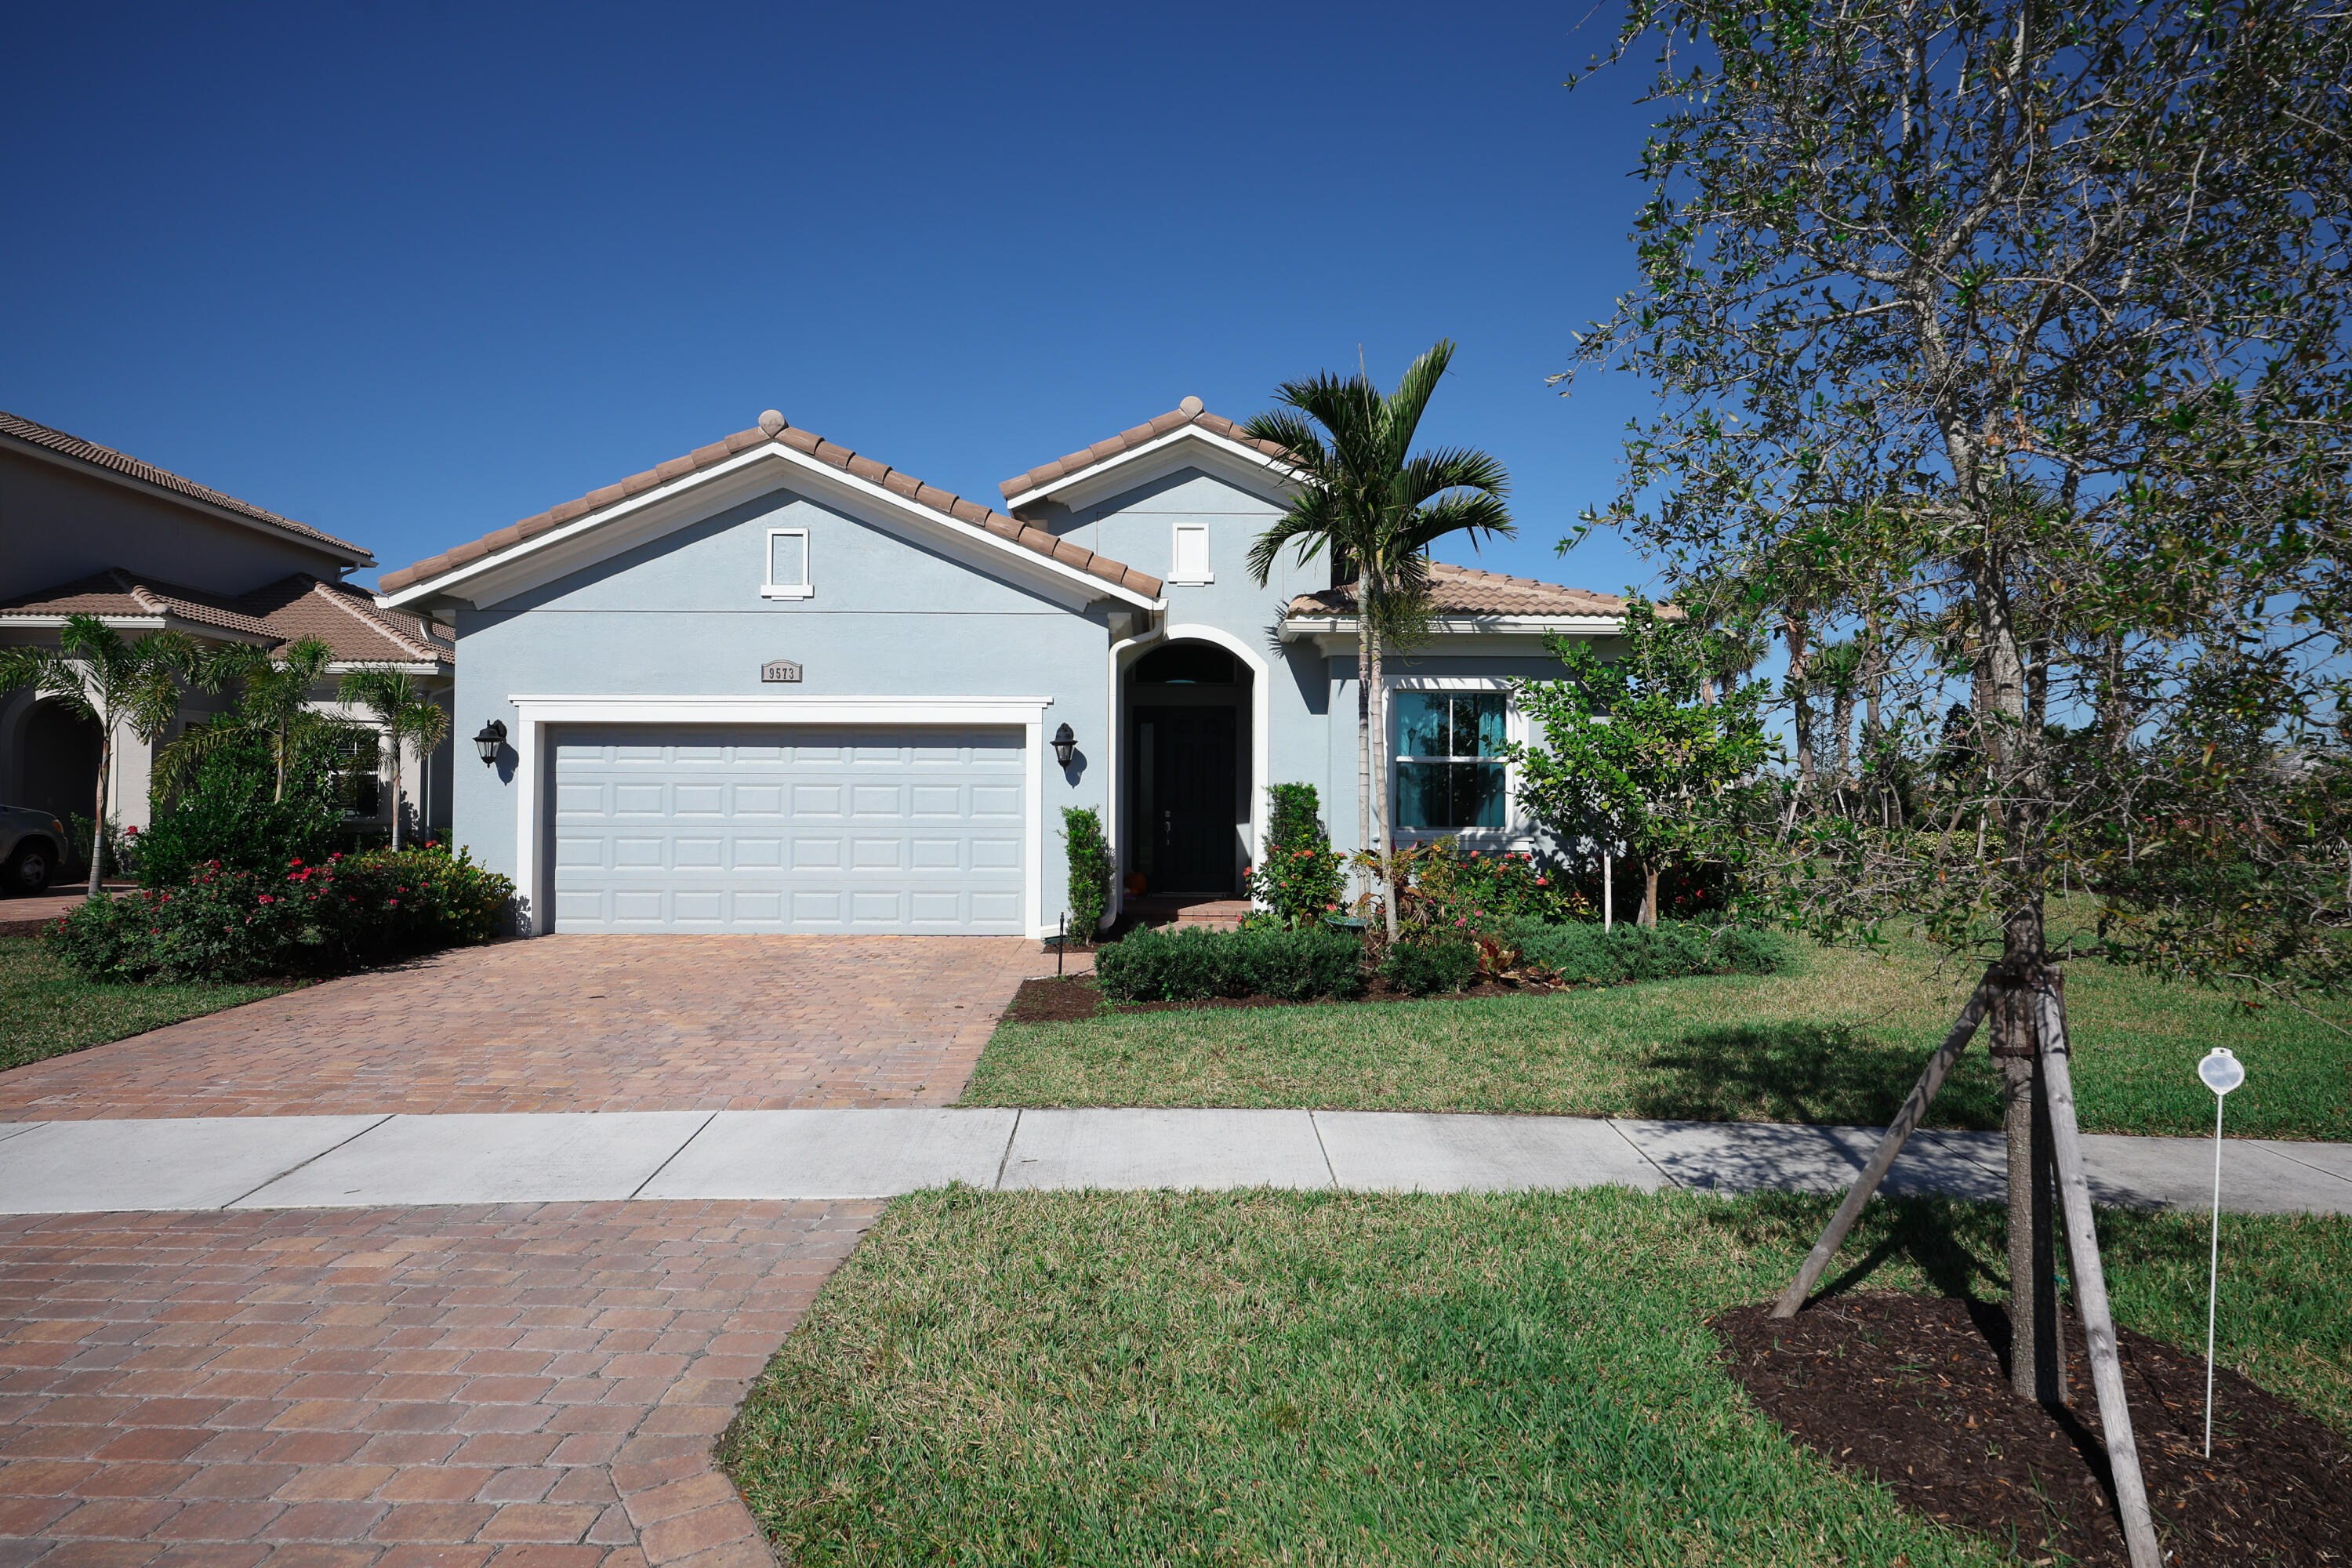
xmin=0 ymin=615 xmax=198 ymax=895
xmin=336 ymin=669 xmax=451 ymax=850
xmin=1243 ymin=339 xmax=1513 ymax=938
xmin=157 ymin=637 xmax=354 ymax=804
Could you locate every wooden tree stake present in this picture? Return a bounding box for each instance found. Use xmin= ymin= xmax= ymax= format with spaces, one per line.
xmin=2033 ymin=969 xmax=2162 ymax=1568
xmin=1772 ymin=975 xmax=1993 ymax=1318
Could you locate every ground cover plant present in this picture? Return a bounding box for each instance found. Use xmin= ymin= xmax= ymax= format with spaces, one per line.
xmin=720 ymin=1188 xmax=2352 ymax=1566
xmin=967 ymin=929 xmax=2352 ymax=1141
xmin=0 ymin=935 xmax=294 ymax=1073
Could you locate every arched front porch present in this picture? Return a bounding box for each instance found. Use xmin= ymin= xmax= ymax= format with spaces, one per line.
xmin=1110 ymin=627 xmax=1268 ymax=908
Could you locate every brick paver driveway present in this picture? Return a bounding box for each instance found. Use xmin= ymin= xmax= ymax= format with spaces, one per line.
xmin=0 ymin=1200 xmax=877 ymax=1568
xmin=0 ymin=935 xmax=1061 ymax=1121
xmin=0 ymin=932 xmax=1071 ymax=1564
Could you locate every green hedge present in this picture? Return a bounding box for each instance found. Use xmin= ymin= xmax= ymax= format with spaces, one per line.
xmin=1507 ymin=918 xmax=1793 ymax=984
xmin=47 ymin=844 xmax=514 ymax=984
xmin=1380 ymin=937 xmax=1481 ymax=996
xmin=1094 ymin=925 xmax=1364 ymax=1003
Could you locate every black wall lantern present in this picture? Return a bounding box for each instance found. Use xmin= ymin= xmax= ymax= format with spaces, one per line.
xmin=1051 ymin=722 xmax=1076 ymax=768
xmin=474 ymin=719 xmax=508 ymax=768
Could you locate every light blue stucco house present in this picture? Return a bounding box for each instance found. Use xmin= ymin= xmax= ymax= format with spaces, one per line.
xmin=377 ymin=400 xmax=1633 ymax=937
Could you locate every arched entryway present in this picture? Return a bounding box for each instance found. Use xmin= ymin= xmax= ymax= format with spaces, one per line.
xmin=20 ymin=699 xmax=101 ymax=827
xmin=1124 ymin=638 xmax=1256 ymax=896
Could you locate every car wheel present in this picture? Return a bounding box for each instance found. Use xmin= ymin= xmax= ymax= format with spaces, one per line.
xmin=4 ymin=843 xmax=53 ymax=895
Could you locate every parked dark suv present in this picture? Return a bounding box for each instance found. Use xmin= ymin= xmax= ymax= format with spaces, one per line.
xmin=0 ymin=805 xmax=68 ymax=895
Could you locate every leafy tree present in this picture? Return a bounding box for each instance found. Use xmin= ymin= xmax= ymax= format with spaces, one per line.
xmin=1570 ymin=0 xmax=2352 ymax=1421
xmin=1509 ymin=599 xmax=1773 ymax=924
xmin=1244 ymin=339 xmax=1514 ymax=937
xmin=336 ymin=669 xmax=451 ymax=850
xmin=0 ymin=615 xmax=198 ymax=895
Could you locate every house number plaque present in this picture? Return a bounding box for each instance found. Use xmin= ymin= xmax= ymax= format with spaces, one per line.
xmin=760 ymin=660 xmax=803 ymax=683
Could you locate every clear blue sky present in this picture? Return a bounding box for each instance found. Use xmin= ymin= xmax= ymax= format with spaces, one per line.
xmin=5 ymin=0 xmax=1668 ymax=601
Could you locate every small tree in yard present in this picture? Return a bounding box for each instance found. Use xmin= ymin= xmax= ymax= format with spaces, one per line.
xmin=1509 ymin=600 xmax=1773 ymax=926
xmin=1244 ymin=340 xmax=1515 ymax=939
xmin=1570 ymin=2 xmax=2352 ymax=1555
xmin=336 ymin=670 xmax=452 ymax=851
xmin=0 ymin=615 xmax=198 ymax=896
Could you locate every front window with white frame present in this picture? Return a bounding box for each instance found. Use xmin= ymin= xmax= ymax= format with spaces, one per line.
xmin=764 ymin=528 xmax=811 ymax=598
xmin=1392 ymin=690 xmax=1508 ymax=830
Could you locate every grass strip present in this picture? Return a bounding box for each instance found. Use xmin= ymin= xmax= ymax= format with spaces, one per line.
xmin=723 ymin=1188 xmax=2351 ymax=1566
xmin=968 ymin=937 xmax=2352 ymax=1141
xmin=0 ymin=934 xmax=294 ymax=1074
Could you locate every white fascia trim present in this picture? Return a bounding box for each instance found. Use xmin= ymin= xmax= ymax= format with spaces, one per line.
xmin=504 ymin=693 xmax=1057 ymax=939
xmin=1004 ymin=426 xmax=1300 ymax=512
xmin=384 ymin=442 xmax=1162 ymax=614
xmin=325 ymin=661 xmax=450 ymax=676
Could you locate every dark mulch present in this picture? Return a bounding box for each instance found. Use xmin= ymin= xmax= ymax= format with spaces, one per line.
xmin=1715 ymin=1292 xmax=2352 ymax=1566
xmin=0 ymin=920 xmax=49 ymax=941
xmin=997 ymin=974 xmax=1565 ymax=1024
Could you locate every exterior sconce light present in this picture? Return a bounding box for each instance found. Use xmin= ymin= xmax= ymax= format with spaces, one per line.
xmin=1051 ymin=723 xmax=1076 ymax=768
xmin=474 ymin=719 xmax=508 ymax=767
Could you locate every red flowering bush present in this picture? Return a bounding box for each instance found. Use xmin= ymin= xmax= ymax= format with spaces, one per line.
xmin=1245 ymin=783 xmax=1348 ymax=928
xmin=47 ymin=843 xmax=514 ymax=983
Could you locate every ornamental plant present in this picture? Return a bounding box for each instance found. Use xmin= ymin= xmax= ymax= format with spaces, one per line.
xmin=1061 ymin=807 xmax=1112 ymax=942
xmin=1246 ymin=783 xmax=1346 ymax=928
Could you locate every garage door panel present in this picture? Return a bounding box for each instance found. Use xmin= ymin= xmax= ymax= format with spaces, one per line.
xmin=553 ymin=724 xmax=1027 ymax=933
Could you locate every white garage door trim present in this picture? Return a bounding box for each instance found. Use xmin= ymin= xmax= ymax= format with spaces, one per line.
xmin=508 ymin=695 xmax=1053 ymax=936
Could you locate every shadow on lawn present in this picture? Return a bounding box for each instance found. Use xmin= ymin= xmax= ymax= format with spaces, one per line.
xmin=1630 ymin=1022 xmax=2005 ymax=1130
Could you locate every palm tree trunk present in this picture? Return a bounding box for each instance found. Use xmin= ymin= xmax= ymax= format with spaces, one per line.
xmin=1639 ymin=858 xmax=1659 ymax=927
xmin=1355 ymin=569 xmax=1373 ymax=916
xmin=88 ymin=724 xmax=110 ymax=898
xmin=387 ymin=728 xmax=403 ymax=852
xmin=1370 ymin=619 xmax=1398 ymax=942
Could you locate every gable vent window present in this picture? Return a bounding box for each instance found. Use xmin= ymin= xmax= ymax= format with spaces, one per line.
xmin=764 ymin=528 xmax=812 ymax=599
xmin=1171 ymin=524 xmax=1213 ymax=586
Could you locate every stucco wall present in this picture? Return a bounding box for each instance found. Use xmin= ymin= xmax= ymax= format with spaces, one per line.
xmin=0 ymin=448 xmax=358 ymax=601
xmin=448 ymin=486 xmax=1116 ymax=930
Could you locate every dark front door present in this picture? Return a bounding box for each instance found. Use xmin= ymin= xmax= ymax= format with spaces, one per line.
xmin=1139 ymin=706 xmax=1236 ymax=893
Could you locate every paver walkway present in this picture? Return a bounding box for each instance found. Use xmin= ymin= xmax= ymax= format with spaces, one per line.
xmin=0 ymin=935 xmax=1068 ymax=1121
xmin=0 ymin=1199 xmax=877 ymax=1568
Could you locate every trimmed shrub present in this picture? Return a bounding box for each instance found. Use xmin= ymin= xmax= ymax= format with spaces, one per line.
xmin=1506 ymin=918 xmax=1795 ymax=985
xmin=46 ymin=844 xmax=514 ymax=984
xmin=1062 ymin=807 xmax=1113 ymax=941
xmin=1247 ymin=784 xmax=1348 ymax=928
xmin=1094 ymin=925 xmax=1363 ymax=1003
xmin=1381 ymin=937 xmax=1480 ymax=996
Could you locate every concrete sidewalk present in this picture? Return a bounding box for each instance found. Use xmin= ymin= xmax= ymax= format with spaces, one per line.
xmin=2 ymin=1108 xmax=2347 ymax=1214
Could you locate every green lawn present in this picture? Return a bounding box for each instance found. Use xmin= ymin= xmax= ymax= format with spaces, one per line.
xmin=0 ymin=935 xmax=296 ymax=1074
xmin=721 ymin=1188 xmax=2352 ymax=1566
xmin=967 ymin=936 xmax=2352 ymax=1141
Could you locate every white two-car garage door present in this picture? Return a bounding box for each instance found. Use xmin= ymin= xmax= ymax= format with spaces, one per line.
xmin=550 ymin=725 xmax=1026 ymax=932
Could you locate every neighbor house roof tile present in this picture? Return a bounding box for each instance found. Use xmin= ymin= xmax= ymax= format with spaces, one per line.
xmin=0 ymin=568 xmax=451 ymax=666
xmin=1284 ymin=561 xmax=1634 ymax=619
xmin=380 ymin=420 xmax=1164 ymax=600
xmin=0 ymin=411 xmax=372 ymax=562
xmin=1000 ymin=404 xmax=1294 ymax=501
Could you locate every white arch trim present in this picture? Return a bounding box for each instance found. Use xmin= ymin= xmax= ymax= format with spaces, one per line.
xmin=1155 ymin=622 xmax=1272 ymax=895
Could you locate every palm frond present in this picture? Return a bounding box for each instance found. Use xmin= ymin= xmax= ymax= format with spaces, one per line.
xmin=1378 ymin=340 xmax=1457 ymax=465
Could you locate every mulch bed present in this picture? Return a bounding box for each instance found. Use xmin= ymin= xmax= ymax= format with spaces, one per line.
xmin=1715 ymin=1292 xmax=2352 ymax=1565
xmin=998 ymin=973 xmax=1566 ymax=1024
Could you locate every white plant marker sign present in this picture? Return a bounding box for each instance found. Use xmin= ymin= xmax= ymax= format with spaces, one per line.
xmin=2198 ymin=1045 xmax=2246 ymax=1457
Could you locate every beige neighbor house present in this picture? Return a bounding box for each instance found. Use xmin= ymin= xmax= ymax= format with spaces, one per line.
xmin=0 ymin=411 xmax=454 ymax=873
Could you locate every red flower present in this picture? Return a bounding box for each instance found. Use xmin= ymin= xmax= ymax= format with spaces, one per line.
xmin=257 ymin=895 xmax=276 ymax=905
